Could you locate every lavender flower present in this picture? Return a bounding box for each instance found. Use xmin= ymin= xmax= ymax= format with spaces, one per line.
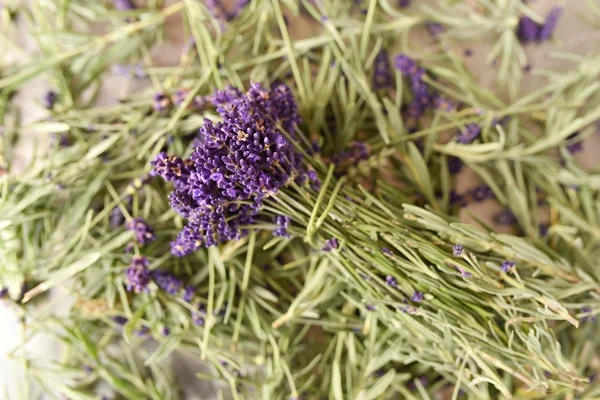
xmin=517 ymin=16 xmax=539 ymax=43
xmin=447 ymin=156 xmax=462 ymax=175
xmin=456 ymin=123 xmax=481 ymax=144
xmin=273 ymin=215 xmax=291 ymax=238
xmin=154 ymin=83 xmax=309 ymax=256
xmin=192 ymin=304 xmax=206 ymax=326
xmin=411 ymin=291 xmax=423 ymax=302
xmin=398 ymin=0 xmax=410 ymax=7
xmin=182 ymin=285 xmax=195 ymax=302
xmin=425 ymin=22 xmax=445 ymax=37
xmin=0 ymin=288 xmax=7 ymax=299
xmin=152 ymin=270 xmax=183 ymax=295
xmin=455 ymin=266 xmax=472 ymax=278
xmin=385 ymin=275 xmax=398 ymax=288
xmin=493 ymin=208 xmax=517 ymax=225
xmin=42 ymin=91 xmax=58 ymax=109
xmin=161 ymin=326 xmax=170 ymax=336
xmin=433 ymin=96 xmax=455 ymax=112
xmin=322 ymin=237 xmax=339 ymax=252
xmin=205 ymin=0 xmax=228 ymax=28
xmin=453 ymin=244 xmax=464 ymax=256
xmin=135 ymin=326 xmax=150 ymax=337
xmin=449 ymin=190 xmax=467 ymax=208
xmin=464 ymin=49 xmax=473 ymax=57
xmin=114 ymin=0 xmax=135 ymax=10
xmin=469 ymin=184 xmax=493 ymax=202
xmin=581 ymin=307 xmax=596 ymax=323
xmin=382 ymin=247 xmax=392 ymax=255
xmin=126 ymin=218 xmax=156 ymax=245
xmin=365 ymin=304 xmax=376 ymax=311
xmin=125 ymin=256 xmax=151 ymax=293
xmin=500 ymin=260 xmax=515 ymax=273
xmin=152 ymin=91 xmax=171 ymax=112
xmin=394 ymin=54 xmax=418 ymax=76
xmin=111 ymin=316 xmax=128 ymax=325
xmin=372 ymin=50 xmax=393 ymax=90
xmin=538 ymin=7 xmax=562 ymax=41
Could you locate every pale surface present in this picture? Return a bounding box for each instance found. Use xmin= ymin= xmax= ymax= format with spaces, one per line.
xmin=1 ymin=1 xmax=599 ymax=399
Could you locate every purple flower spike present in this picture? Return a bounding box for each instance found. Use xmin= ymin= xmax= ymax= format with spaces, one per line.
xmin=456 ymin=123 xmax=481 ymax=144
xmin=114 ymin=0 xmax=135 ymax=10
xmin=372 ymin=50 xmax=393 ymax=90
xmin=385 ymin=275 xmax=398 ymax=288
xmin=411 ymin=291 xmax=423 ymax=302
xmin=453 ymin=244 xmax=464 ymax=256
xmin=500 ymin=260 xmax=515 ymax=273
xmin=273 ymin=215 xmax=291 ymax=238
xmin=125 ymin=256 xmax=151 ymax=293
xmin=323 ymin=237 xmax=339 ymax=252
xmin=42 ymin=91 xmax=58 ymax=109
xmin=538 ymin=7 xmax=562 ymax=41
xmin=126 ymin=218 xmax=156 ymax=246
xmin=394 ymin=54 xmax=417 ymax=76
xmin=517 ymin=16 xmax=539 ymax=43
xmin=152 ymin=270 xmax=183 ymax=295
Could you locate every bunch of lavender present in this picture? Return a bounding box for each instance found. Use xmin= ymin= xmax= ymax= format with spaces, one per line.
xmin=1 ymin=1 xmax=600 ymax=400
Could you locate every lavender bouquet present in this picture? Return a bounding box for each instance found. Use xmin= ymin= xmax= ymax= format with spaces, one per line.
xmin=0 ymin=0 xmax=599 ymax=399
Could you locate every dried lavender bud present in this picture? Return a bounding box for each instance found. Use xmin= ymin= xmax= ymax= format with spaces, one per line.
xmin=538 ymin=7 xmax=562 ymax=41
xmin=394 ymin=54 xmax=417 ymax=76
xmin=135 ymin=326 xmax=150 ymax=337
xmin=111 ymin=316 xmax=128 ymax=325
xmin=453 ymin=244 xmax=464 ymax=256
xmin=322 ymin=237 xmax=339 ymax=252
xmin=152 ymin=91 xmax=171 ymax=112
xmin=42 ymin=91 xmax=58 ymax=109
xmin=365 ymin=304 xmax=376 ymax=311
xmin=192 ymin=305 xmax=206 ymax=326
xmin=464 ymin=48 xmax=473 ymax=57
xmin=425 ymin=22 xmax=445 ymax=37
xmin=385 ymin=275 xmax=398 ymax=288
xmin=454 ymin=266 xmax=472 ymax=278
xmin=182 ymin=285 xmax=195 ymax=302
xmin=447 ymin=156 xmax=462 ymax=175
xmin=433 ymin=96 xmax=455 ymax=112
xmin=372 ymin=49 xmax=393 ymax=90
xmin=398 ymin=0 xmax=410 ymax=7
xmin=125 ymin=256 xmax=151 ymax=293
xmin=493 ymin=208 xmax=517 ymax=225
xmin=449 ymin=190 xmax=467 ymax=208
xmin=152 ymin=270 xmax=183 ymax=295
xmin=273 ymin=215 xmax=291 ymax=238
xmin=500 ymin=260 xmax=515 ymax=273
xmin=456 ymin=123 xmax=481 ymax=144
xmin=411 ymin=291 xmax=424 ymax=302
xmin=0 ymin=288 xmax=7 ymax=299
xmin=469 ymin=184 xmax=493 ymax=202
xmin=382 ymin=247 xmax=392 ymax=255
xmin=517 ymin=16 xmax=539 ymax=43
xmin=126 ymin=218 xmax=156 ymax=246
xmin=114 ymin=0 xmax=135 ymax=10
xmin=332 ymin=141 xmax=369 ymax=173
xmin=161 ymin=326 xmax=170 ymax=336
xmin=581 ymin=307 xmax=596 ymax=322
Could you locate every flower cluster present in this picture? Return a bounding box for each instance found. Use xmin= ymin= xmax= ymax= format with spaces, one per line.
xmin=153 ymin=83 xmax=313 ymax=256
xmin=394 ymin=54 xmax=453 ymax=128
xmin=517 ymin=7 xmax=563 ymax=44
xmin=372 ymin=50 xmax=393 ymax=90
xmin=125 ymin=256 xmax=151 ymax=293
xmin=126 ymin=218 xmax=156 ymax=246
